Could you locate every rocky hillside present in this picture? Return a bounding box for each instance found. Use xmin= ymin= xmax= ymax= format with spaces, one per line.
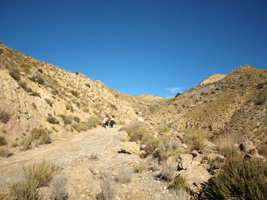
xmin=0 ymin=42 xmax=266 ymax=153
xmin=0 ymin=43 xmax=140 ymax=151
xmin=145 ymin=64 xmax=267 ymax=146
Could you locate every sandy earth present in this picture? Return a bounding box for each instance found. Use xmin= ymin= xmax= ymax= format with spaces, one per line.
xmin=0 ymin=126 xmax=171 ymax=200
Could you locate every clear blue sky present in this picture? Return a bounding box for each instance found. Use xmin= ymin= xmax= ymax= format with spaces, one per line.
xmin=1 ymin=0 xmax=266 ymax=97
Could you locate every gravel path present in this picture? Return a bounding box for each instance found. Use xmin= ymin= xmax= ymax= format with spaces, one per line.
xmin=0 ymin=126 xmax=172 ymax=199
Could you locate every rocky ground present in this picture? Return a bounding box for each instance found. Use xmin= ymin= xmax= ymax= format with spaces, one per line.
xmin=0 ymin=126 xmax=180 ymax=200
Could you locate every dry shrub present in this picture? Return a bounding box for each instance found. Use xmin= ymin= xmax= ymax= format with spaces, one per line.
xmin=156 ymin=189 xmax=189 ymax=200
xmin=133 ymin=162 xmax=144 ymax=173
xmin=157 ymin=126 xmax=170 ymax=134
xmin=185 ymin=128 xmax=207 ymax=150
xmin=97 ymin=175 xmax=118 ymax=200
xmin=22 ymin=137 xmax=32 ymax=150
xmin=258 ymin=144 xmax=267 ymax=158
xmin=8 ymin=160 xmax=57 ymax=199
xmin=0 ymin=147 xmax=12 ymax=157
xmin=116 ymin=168 xmax=132 ymax=183
xmin=9 ymin=69 xmax=20 ymax=81
xmin=211 ymin=157 xmax=267 ymax=200
xmin=146 ymin=155 xmax=159 ymax=172
xmin=59 ymin=114 xmax=72 ymax=125
xmin=126 ymin=121 xmax=146 ymax=133
xmin=47 ymin=116 xmax=59 ymax=124
xmin=31 ymin=128 xmax=51 ymax=145
xmin=73 ymin=122 xmax=89 ymax=132
xmin=73 ymin=116 xmax=80 ymax=123
xmin=173 ymin=175 xmax=187 ymax=191
xmin=0 ymin=136 xmax=7 ymax=146
xmin=69 ymin=90 xmax=79 ymax=98
xmin=49 ymin=174 xmax=68 ymax=200
xmin=88 ymin=116 xmax=101 ymax=128
xmin=156 ymin=140 xmax=181 ymax=161
xmin=0 ymin=110 xmax=11 ymax=124
xmin=161 ymin=162 xmax=177 ymax=181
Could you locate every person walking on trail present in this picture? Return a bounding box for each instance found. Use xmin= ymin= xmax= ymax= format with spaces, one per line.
xmin=103 ymin=115 xmax=109 ymax=128
xmin=110 ymin=115 xmax=115 ymax=128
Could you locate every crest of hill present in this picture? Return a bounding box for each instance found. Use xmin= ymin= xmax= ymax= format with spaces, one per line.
xmin=198 ymin=74 xmax=226 ymax=86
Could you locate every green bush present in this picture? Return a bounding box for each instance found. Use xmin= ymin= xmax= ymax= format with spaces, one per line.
xmin=59 ymin=114 xmax=72 ymax=125
xmin=74 ymin=116 xmax=80 ymax=123
xmin=47 ymin=116 xmax=59 ymax=124
xmin=212 ymin=157 xmax=267 ymax=200
xmin=70 ymin=90 xmax=79 ymax=98
xmin=36 ymin=77 xmax=45 ymax=85
xmin=9 ymin=70 xmax=20 ymax=81
xmin=185 ymin=128 xmax=207 ymax=150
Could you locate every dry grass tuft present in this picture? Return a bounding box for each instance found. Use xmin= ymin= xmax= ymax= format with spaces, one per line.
xmin=185 ymin=128 xmax=207 ymax=150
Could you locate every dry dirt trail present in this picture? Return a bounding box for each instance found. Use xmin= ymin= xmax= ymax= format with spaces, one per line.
xmin=0 ymin=126 xmax=170 ymax=200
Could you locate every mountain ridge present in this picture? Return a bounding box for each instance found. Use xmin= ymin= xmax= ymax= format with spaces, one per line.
xmin=0 ymin=42 xmax=266 ymax=153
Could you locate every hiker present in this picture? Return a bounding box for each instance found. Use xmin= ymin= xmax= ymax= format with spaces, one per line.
xmin=103 ymin=115 xmax=109 ymax=128
xmin=110 ymin=115 xmax=115 ymax=128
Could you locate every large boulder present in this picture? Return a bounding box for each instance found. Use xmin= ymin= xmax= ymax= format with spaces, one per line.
xmin=178 ymin=165 xmax=211 ymax=193
xmin=119 ymin=142 xmax=140 ymax=154
xmin=178 ymin=154 xmax=193 ymax=170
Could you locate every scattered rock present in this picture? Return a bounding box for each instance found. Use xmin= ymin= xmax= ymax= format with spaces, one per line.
xmin=181 ymin=144 xmax=188 ymax=149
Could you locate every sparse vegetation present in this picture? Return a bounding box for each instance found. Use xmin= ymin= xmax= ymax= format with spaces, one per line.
xmin=9 ymin=69 xmax=21 ymax=81
xmin=74 ymin=116 xmax=80 ymax=123
xmin=146 ymin=155 xmax=159 ymax=171
xmin=88 ymin=116 xmax=101 ymax=128
xmin=73 ymin=122 xmax=89 ymax=132
xmin=97 ymin=175 xmax=118 ymax=200
xmin=161 ymin=162 xmax=177 ymax=181
xmin=0 ymin=110 xmax=11 ymax=123
xmin=45 ymin=98 xmax=53 ymax=107
xmin=47 ymin=116 xmax=59 ymax=124
xmin=258 ymin=144 xmax=267 ymax=158
xmin=133 ymin=162 xmax=144 ymax=173
xmin=49 ymin=174 xmax=68 ymax=200
xmin=0 ymin=136 xmax=7 ymax=146
xmin=173 ymin=175 xmax=187 ymax=191
xmin=8 ymin=160 xmax=57 ymax=199
xmin=70 ymin=90 xmax=79 ymax=98
xmin=157 ymin=126 xmax=170 ymax=134
xmin=0 ymin=147 xmax=12 ymax=157
xmin=185 ymin=128 xmax=207 ymax=150
xmin=116 ymin=168 xmax=132 ymax=183
xmin=59 ymin=114 xmax=72 ymax=125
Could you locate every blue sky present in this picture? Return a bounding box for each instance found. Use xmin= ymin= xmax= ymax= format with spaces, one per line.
xmin=1 ymin=0 xmax=267 ymax=97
